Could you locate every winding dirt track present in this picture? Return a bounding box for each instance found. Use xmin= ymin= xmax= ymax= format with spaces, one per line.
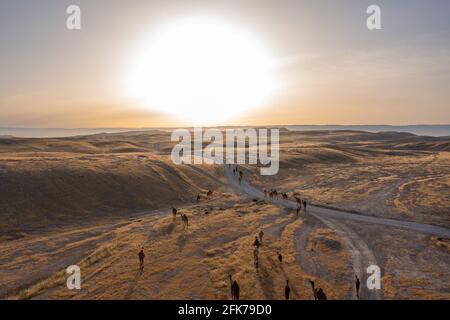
xmin=224 ymin=165 xmax=450 ymax=299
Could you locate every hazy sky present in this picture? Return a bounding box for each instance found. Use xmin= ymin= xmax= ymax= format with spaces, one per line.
xmin=1 ymin=0 xmax=449 ymax=127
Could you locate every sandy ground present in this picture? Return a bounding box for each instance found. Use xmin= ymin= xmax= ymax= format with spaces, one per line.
xmin=2 ymin=187 xmax=355 ymax=300
xmin=0 ymin=130 xmax=449 ymax=299
xmin=0 ymin=165 xmax=448 ymax=300
xmin=257 ymin=147 xmax=450 ymax=227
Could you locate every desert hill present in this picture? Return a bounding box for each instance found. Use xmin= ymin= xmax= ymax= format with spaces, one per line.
xmin=0 ymin=129 xmax=449 ymax=300
xmin=1 ymin=130 xmax=449 ymax=238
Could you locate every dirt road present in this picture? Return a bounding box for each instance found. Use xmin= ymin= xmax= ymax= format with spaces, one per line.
xmin=224 ymin=165 xmax=450 ymax=299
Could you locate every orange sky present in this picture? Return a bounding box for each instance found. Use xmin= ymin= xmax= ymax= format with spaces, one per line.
xmin=1 ymin=1 xmax=449 ymax=128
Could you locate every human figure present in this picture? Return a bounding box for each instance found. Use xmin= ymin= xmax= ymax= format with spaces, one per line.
xmin=296 ymin=206 xmax=301 ymax=215
xmin=258 ymin=230 xmax=264 ymax=243
xmin=355 ymin=275 xmax=360 ymax=299
xmin=196 ymin=194 xmax=201 ymax=202
xmin=138 ymin=247 xmax=145 ymax=272
xmin=207 ymin=190 xmax=213 ymax=197
xmin=285 ymin=280 xmax=291 ymax=300
xmin=282 ymin=193 xmax=288 ymax=200
xmin=253 ymin=236 xmax=260 ymax=248
xmin=277 ymin=252 xmax=283 ymax=263
xmin=302 ymin=200 xmax=307 ymax=211
xmin=172 ymin=207 xmax=177 ymax=218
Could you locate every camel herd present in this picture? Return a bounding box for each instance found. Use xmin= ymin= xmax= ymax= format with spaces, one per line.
xmin=263 ymin=189 xmax=308 ymax=214
xmin=197 ymin=189 xmax=214 ymax=202
xmin=156 ymin=165 xmax=326 ymax=300
xmin=172 ymin=207 xmax=189 ymax=229
xmin=229 ymin=229 xmax=328 ymax=300
xmin=172 ymin=190 xmax=216 ymax=230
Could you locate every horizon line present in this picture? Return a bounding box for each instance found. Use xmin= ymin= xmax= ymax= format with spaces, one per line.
xmin=2 ymin=124 xmax=450 ymax=130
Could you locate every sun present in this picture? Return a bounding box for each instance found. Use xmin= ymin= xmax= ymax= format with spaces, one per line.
xmin=126 ymin=16 xmax=281 ymax=125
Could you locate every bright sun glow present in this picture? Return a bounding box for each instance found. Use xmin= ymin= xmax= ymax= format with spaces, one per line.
xmin=126 ymin=16 xmax=281 ymax=124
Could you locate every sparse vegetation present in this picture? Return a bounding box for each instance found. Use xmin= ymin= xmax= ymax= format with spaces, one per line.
xmin=0 ymin=130 xmax=448 ymax=300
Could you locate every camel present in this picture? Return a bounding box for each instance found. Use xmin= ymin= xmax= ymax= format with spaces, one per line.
xmin=309 ymin=280 xmax=317 ymax=300
xmin=316 ymin=288 xmax=327 ymax=300
xmin=253 ymin=236 xmax=261 ymax=248
xmin=258 ymin=230 xmax=264 ymax=243
xmin=229 ymin=275 xmax=240 ymax=300
xmin=181 ymin=214 xmax=189 ymax=229
xmin=295 ymin=196 xmax=302 ymax=206
xmin=308 ymin=280 xmax=326 ymax=300
xmin=285 ymin=280 xmax=291 ymax=300
xmin=277 ymin=252 xmax=283 ymax=263
xmin=229 ymin=275 xmax=234 ymax=298
xmin=253 ymin=246 xmax=259 ymax=269
xmin=355 ymin=275 xmax=361 ymax=299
